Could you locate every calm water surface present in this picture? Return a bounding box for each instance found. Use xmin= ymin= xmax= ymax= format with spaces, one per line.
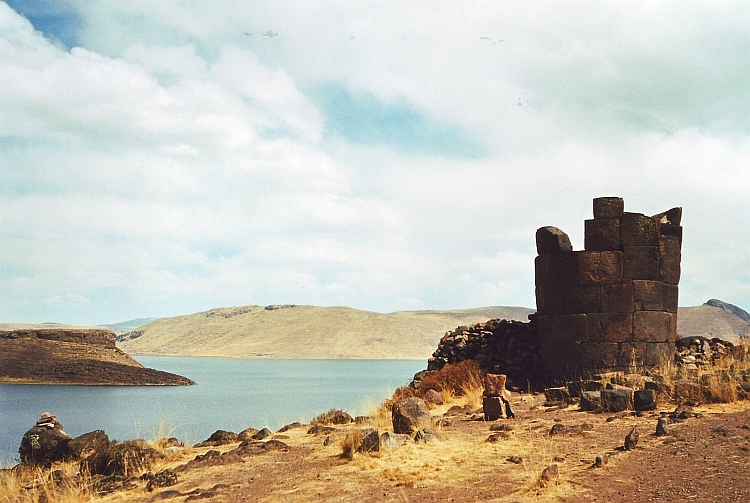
xmin=0 ymin=357 xmax=425 ymax=465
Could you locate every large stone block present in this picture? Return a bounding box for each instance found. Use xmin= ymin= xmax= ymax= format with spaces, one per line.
xmin=633 ymin=389 xmax=657 ymax=411
xmin=633 ymin=280 xmax=664 ymax=311
xmin=391 ymin=398 xmax=432 ymax=434
xmin=618 ymin=342 xmax=646 ymax=369
xmin=659 ymin=236 xmax=681 ymax=284
xmin=580 ymin=390 xmax=602 ymax=411
xmin=585 ymin=219 xmax=620 ymax=251
xmin=667 ymin=314 xmax=678 ymax=343
xmin=588 ymin=313 xmax=632 ymax=343
xmin=536 ymin=226 xmax=572 ymax=255
xmin=598 ymin=252 xmax=624 ymax=284
xmin=663 ymin=284 xmax=679 ymax=313
xmin=620 ymin=213 xmax=659 ymax=247
xmin=538 ymin=284 xmax=570 ymax=315
xmin=552 ymin=314 xmax=589 ymax=343
xmin=535 ymin=255 xmax=550 ymax=286
xmin=623 ymin=246 xmax=660 ymax=280
xmin=568 ymin=285 xmax=601 ymax=314
xmin=483 ymin=397 xmax=503 ymax=421
xmin=660 ymin=223 xmax=683 ymax=244
xmin=535 ymin=286 xmax=546 ymax=314
xmin=484 ymin=373 xmax=507 ymax=397
xmin=633 ymin=311 xmax=671 ymax=342
xmin=577 ymin=251 xmax=601 ymax=284
xmin=644 ymin=342 xmax=675 ymax=366
xmin=549 ymin=253 xmax=579 ymax=285
xmin=593 ymin=197 xmax=624 ymax=219
xmin=580 ymin=342 xmax=620 ymax=368
xmin=601 ymin=282 xmax=634 ymax=313
xmin=537 ymin=315 xmax=554 ymax=345
xmin=602 ymin=387 xmax=633 ymax=412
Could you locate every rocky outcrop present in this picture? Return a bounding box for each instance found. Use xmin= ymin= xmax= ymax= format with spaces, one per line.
xmin=427 ymin=318 xmax=541 ymax=385
xmin=0 ymin=329 xmax=193 ymax=385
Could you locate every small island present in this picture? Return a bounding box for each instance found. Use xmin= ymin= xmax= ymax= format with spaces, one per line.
xmin=0 ymin=328 xmax=194 ymax=385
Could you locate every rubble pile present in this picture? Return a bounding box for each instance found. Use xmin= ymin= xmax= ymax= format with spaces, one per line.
xmin=675 ymin=336 xmax=736 ymax=370
xmin=427 ymin=317 xmax=541 ymax=385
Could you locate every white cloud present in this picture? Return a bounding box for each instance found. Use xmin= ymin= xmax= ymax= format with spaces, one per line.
xmin=2 ymin=1 xmax=750 ymax=325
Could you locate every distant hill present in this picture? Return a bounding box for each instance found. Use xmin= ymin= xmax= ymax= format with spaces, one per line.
xmin=116 ymin=305 xmax=535 ymax=359
xmin=677 ymin=300 xmax=750 ymax=343
xmin=98 ymin=318 xmax=156 ymax=334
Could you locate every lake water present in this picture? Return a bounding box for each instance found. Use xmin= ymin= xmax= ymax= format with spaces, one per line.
xmin=0 ymin=357 xmax=425 ymax=465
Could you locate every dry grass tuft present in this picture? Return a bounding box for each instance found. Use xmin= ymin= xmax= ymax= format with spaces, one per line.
xmin=339 ymin=431 xmax=362 ymax=461
xmin=417 ymin=360 xmax=484 ymax=398
xmin=0 ymin=461 xmax=93 ymax=503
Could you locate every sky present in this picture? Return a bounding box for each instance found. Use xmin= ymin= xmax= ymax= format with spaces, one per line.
xmin=1 ymin=1 xmax=749 ymax=326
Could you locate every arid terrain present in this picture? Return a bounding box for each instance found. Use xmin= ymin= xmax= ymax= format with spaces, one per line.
xmin=114 ymin=301 xmax=749 ymax=359
xmin=115 ymin=305 xmax=535 ymax=359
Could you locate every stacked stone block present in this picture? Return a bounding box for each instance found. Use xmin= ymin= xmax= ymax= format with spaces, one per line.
xmin=536 ymin=197 xmax=682 ymax=382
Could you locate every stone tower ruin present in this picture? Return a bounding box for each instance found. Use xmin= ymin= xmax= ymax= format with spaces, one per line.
xmin=535 ymin=197 xmax=682 ymax=382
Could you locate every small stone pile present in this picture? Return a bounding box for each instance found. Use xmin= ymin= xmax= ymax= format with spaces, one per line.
xmin=427 ymin=318 xmax=541 ymax=385
xmin=675 ymin=336 xmax=735 ymax=369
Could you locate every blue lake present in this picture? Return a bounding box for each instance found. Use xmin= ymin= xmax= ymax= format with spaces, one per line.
xmin=0 ymin=357 xmax=425 ymax=465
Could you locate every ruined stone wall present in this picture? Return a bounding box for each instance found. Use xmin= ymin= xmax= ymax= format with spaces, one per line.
xmin=536 ymin=197 xmax=682 ymax=382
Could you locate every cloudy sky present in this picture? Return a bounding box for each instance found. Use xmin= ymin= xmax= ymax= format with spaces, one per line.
xmin=1 ymin=1 xmax=749 ymax=325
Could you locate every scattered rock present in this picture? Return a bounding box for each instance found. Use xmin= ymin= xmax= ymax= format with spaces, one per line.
xmin=68 ymin=430 xmax=109 ymax=460
xmin=142 ymin=469 xmax=178 ymax=492
xmin=602 ymin=387 xmax=633 ymax=412
xmin=356 ymin=429 xmax=380 ymax=453
xmin=489 ymin=423 xmax=514 ymax=432
xmin=624 ymin=426 xmax=640 ymax=450
xmin=251 ymin=428 xmax=273 ymax=440
xmin=487 ymin=432 xmax=511 ymax=442
xmin=312 ymin=409 xmax=354 ymax=425
xmin=539 ymin=464 xmax=559 ymax=487
xmin=594 ymin=452 xmax=608 ymax=468
xmin=307 ymin=425 xmax=336 ymax=436
xmin=549 ymin=424 xmax=568 ymax=436
xmin=392 ymin=397 xmax=432 ymax=434
xmin=237 ymin=428 xmax=259 ymax=441
xmin=414 ymin=428 xmax=441 ymax=443
xmin=276 ymin=422 xmax=302 ymax=433
xmin=544 ymin=387 xmax=571 ymax=405
xmin=380 ymin=432 xmax=410 ymax=448
xmin=580 ymin=391 xmax=602 ymax=411
xmin=656 ymin=417 xmax=670 ymax=436
xmin=507 ymin=455 xmax=523 ymax=464
xmin=422 ymin=389 xmax=444 ymax=405
xmin=195 ymin=430 xmax=238 ymax=447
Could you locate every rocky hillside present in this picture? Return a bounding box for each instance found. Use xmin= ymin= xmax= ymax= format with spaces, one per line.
xmin=677 ymin=300 xmax=750 ymax=343
xmin=0 ymin=328 xmax=194 ymax=385
xmin=116 ymin=305 xmax=535 ymax=359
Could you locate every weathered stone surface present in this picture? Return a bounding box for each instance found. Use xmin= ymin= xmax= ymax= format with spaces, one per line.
xmin=102 ymin=439 xmax=161 ymax=477
xmin=652 ymin=207 xmax=682 ymax=226
xmin=550 ymin=314 xmax=588 ymax=343
xmin=549 ymin=253 xmax=579 ymax=284
xmin=656 ymin=417 xmax=670 ymax=436
xmin=196 ymin=430 xmax=238 ymax=447
xmin=667 ymin=314 xmax=678 ymax=343
xmin=484 ymin=373 xmax=507 ymax=397
xmin=593 ymin=197 xmax=624 ymax=219
xmin=568 ymin=379 xmax=603 ymax=396
xmin=633 ymin=389 xmax=657 ymax=411
xmin=644 ymin=342 xmax=676 ymax=366
xmin=483 ymin=396 xmax=503 ymax=421
xmin=380 ymin=432 xmax=409 ymax=448
xmin=598 ymin=252 xmax=624 ymax=284
xmin=544 ymin=387 xmax=570 ymax=404
xmin=577 ymin=251 xmax=600 ymax=283
xmin=585 ymin=219 xmax=620 ymax=251
xmin=624 ymin=426 xmax=640 ymax=450
xmin=568 ymin=285 xmax=601 ymax=314
xmin=623 ymin=246 xmax=660 ymax=280
xmin=238 ymin=428 xmax=260 ymax=441
xmin=633 ymin=280 xmax=664 ymax=311
xmin=594 ymin=452 xmax=608 ymax=468
xmin=536 ymin=226 xmax=573 ymax=255
xmin=659 ymin=223 xmax=683 ymax=243
xmin=422 ymin=388 xmax=444 ymax=405
xmin=19 ymin=422 xmax=72 ymax=465
xmin=144 ymin=470 xmax=178 ymax=492
xmin=535 ymin=255 xmax=550 ymax=286
xmin=68 ymin=430 xmax=109 ymax=460
xmin=580 ymin=391 xmax=602 ymax=411
xmin=660 ymin=236 xmax=682 ymax=284
xmin=601 ymin=282 xmax=634 ymax=314
xmin=601 ymin=387 xmax=633 ymax=412
xmin=618 ymin=342 xmax=645 ymax=369
xmin=252 ymin=428 xmax=273 ymax=440
xmin=663 ymin=284 xmax=679 ymax=313
xmin=633 ymin=311 xmax=671 ymax=342
xmin=620 ymin=213 xmax=659 ymax=246
xmin=549 ymin=423 xmax=568 ymax=435
xmin=539 ymin=464 xmax=559 ymax=487
xmin=356 ymin=428 xmax=380 ymax=453
xmin=392 ymin=397 xmax=432 ymax=434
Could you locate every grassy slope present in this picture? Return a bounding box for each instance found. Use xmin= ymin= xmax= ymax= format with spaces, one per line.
xmin=116 ymin=305 xmax=535 ymax=359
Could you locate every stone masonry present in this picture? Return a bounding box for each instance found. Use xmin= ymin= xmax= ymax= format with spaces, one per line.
xmin=536 ymin=197 xmax=682 ymax=382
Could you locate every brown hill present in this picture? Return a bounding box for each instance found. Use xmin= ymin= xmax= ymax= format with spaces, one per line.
xmin=116 ymin=305 xmax=535 ymax=359
xmin=0 ymin=328 xmax=194 ymax=385
xmin=677 ymin=300 xmax=750 ymax=343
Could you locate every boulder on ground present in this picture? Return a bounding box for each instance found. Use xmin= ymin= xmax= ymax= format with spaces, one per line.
xmin=195 ymin=430 xmax=238 ymax=447
xmin=656 ymin=417 xmax=670 ymax=436
xmin=414 ymin=428 xmax=441 ymax=443
xmin=580 ymin=391 xmax=602 ymax=411
xmin=237 ymin=427 xmax=260 ymax=441
xmin=483 ymin=396 xmax=503 ymax=421
xmin=68 ymin=430 xmax=110 ymax=460
xmin=633 ymin=389 xmax=657 ymax=411
xmin=252 ymin=428 xmax=273 ymax=440
xmin=392 ymin=397 xmax=432 ymax=434
xmin=18 ymin=413 xmax=72 ymax=465
xmin=602 ymin=387 xmax=633 ymax=412
xmin=422 ymin=388 xmax=444 ymax=405
xmin=356 ymin=429 xmax=380 ymax=453
xmin=380 ymin=432 xmax=409 ymax=448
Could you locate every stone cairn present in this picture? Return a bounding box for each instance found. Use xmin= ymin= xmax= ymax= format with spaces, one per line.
xmin=427 ymin=318 xmax=541 ymax=385
xmin=536 ymin=197 xmax=682 ymax=383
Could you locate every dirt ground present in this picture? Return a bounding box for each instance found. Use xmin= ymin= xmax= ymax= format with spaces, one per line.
xmin=92 ymin=396 xmax=750 ymax=503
